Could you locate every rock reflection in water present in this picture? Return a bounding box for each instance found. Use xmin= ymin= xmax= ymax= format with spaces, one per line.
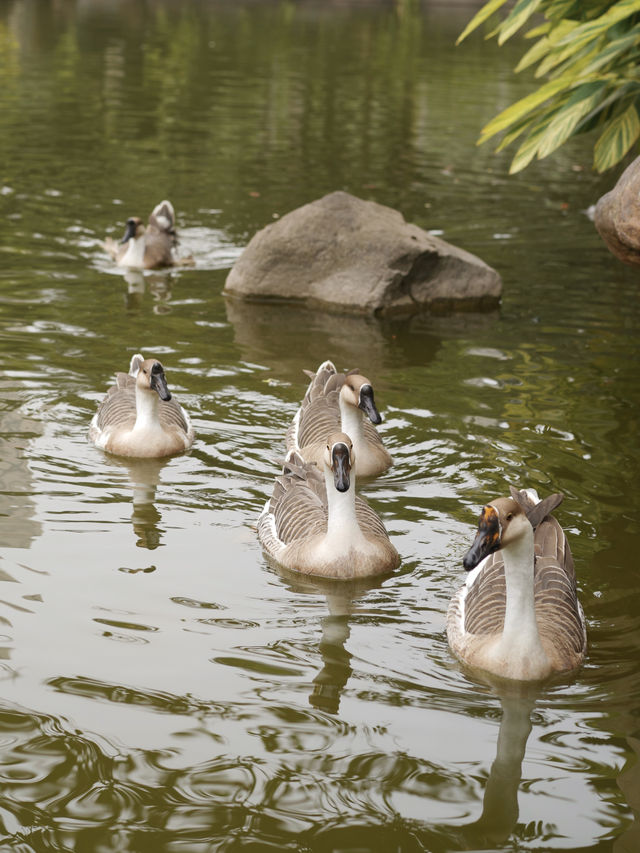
xmin=225 ymin=296 xmax=501 ymax=385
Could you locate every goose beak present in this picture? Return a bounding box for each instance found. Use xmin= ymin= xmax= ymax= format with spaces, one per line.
xmin=462 ymin=505 xmax=501 ymax=571
xmin=359 ymin=384 xmax=382 ymax=425
xmin=150 ymin=363 xmax=172 ymax=401
xmin=332 ymin=442 xmax=351 ymax=493
xmin=120 ymin=219 xmax=137 ymax=244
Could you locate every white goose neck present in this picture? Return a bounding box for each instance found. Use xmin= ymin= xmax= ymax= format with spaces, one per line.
xmin=498 ymin=526 xmax=546 ymax=660
xmin=133 ymin=386 xmax=162 ymax=433
xmin=323 ymin=466 xmax=361 ymax=541
xmin=339 ymin=396 xmax=365 ymax=443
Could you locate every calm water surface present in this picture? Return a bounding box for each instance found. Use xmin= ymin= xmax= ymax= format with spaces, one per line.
xmin=0 ymin=1 xmax=639 ymax=851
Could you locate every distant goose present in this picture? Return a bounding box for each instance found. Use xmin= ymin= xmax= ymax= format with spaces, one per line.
xmin=258 ymin=432 xmax=400 ymax=578
xmin=286 ymin=360 xmax=392 ymax=477
xmin=447 ymin=487 xmax=586 ymax=681
xmin=103 ymin=200 xmax=192 ymax=269
xmin=90 ymin=353 xmax=194 ymax=458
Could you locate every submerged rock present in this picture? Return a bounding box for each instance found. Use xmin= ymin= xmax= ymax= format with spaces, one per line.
xmin=595 ymin=155 xmax=640 ymax=266
xmin=224 ymin=191 xmax=502 ymax=315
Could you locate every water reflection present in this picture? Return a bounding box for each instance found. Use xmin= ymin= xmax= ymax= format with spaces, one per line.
xmin=0 ymin=407 xmax=42 ymax=549
xmin=104 ymin=456 xmax=167 ymax=553
xmin=122 ymin=270 xmax=174 ymax=314
xmin=460 ymin=683 xmax=537 ymax=849
xmin=225 ymin=297 xmax=503 ymax=379
xmin=615 ymin=737 xmax=640 ymax=852
xmin=275 ymin=567 xmax=387 ymax=715
xmin=225 ymin=298 xmax=400 ymax=377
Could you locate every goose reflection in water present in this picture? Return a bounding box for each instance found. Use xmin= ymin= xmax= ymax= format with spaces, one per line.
xmin=104 ymin=456 xmax=167 ymax=555
xmin=458 ymin=682 xmax=538 ymax=850
xmin=123 ymin=269 xmax=174 ymax=314
xmin=274 ymin=568 xmax=387 ymax=715
xmin=411 ymin=680 xmax=541 ymax=851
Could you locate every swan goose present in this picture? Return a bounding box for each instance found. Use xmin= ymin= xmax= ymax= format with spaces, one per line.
xmin=258 ymin=432 xmax=400 ymax=578
xmin=286 ymin=360 xmax=392 ymax=478
xmin=447 ymin=486 xmax=586 ymax=681
xmin=89 ymin=353 xmax=194 ymax=458
xmin=103 ymin=200 xmax=192 ymax=269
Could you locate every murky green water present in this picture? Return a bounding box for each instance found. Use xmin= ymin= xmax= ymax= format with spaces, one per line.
xmin=1 ymin=1 xmax=639 ymax=850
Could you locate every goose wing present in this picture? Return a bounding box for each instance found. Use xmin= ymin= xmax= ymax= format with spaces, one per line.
xmin=534 ymin=514 xmax=576 ymax=586
xmin=462 ymin=553 xmax=507 ymax=637
xmin=144 ymin=201 xmax=178 ymax=267
xmin=362 ymin=418 xmax=386 ymax=449
xmin=534 ymin=517 xmax=586 ymax=658
xmin=266 ymin=453 xmax=327 ymax=546
xmin=355 ymin=494 xmax=392 ymax=539
xmin=287 ymin=362 xmax=343 ymax=451
xmin=148 ymin=201 xmax=177 ymax=241
xmin=296 ymin=389 xmax=342 ymax=450
xmin=92 ymin=372 xmax=137 ymax=432
xmin=158 ymin=398 xmax=192 ymax=434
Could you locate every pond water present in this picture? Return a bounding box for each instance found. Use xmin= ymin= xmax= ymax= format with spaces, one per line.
xmin=1 ymin=1 xmax=639 ymax=851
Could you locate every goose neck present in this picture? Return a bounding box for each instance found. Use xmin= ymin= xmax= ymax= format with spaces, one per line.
xmin=323 ymin=466 xmax=360 ymax=540
xmin=339 ymin=397 xmax=364 ymax=442
xmin=133 ymin=386 xmax=162 ymax=433
xmin=500 ymin=529 xmax=544 ymax=653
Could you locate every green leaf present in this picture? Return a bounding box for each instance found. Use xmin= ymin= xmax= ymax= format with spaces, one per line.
xmin=545 ymin=0 xmax=583 ymax=18
xmin=580 ymin=28 xmax=640 ymax=76
xmin=496 ymin=113 xmax=539 ymax=151
xmin=594 ymin=102 xmax=640 ymax=170
xmin=554 ymin=0 xmax=640 ymax=54
xmin=479 ymin=73 xmax=579 ymax=142
xmin=497 ymin=0 xmax=543 ymax=45
xmin=517 ymin=20 xmax=580 ymax=72
xmin=508 ymin=113 xmax=558 ymax=173
xmin=536 ymin=42 xmax=603 ymax=80
xmin=536 ymin=82 xmax=608 ymax=157
xmin=515 ymin=35 xmax=552 ymax=72
xmin=576 ymin=84 xmax=635 ymax=135
xmin=525 ymin=21 xmax=552 ymax=40
xmin=457 ymin=0 xmax=510 ymax=45
xmin=535 ymin=33 xmax=604 ymax=77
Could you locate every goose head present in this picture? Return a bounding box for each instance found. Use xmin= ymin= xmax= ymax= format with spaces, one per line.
xmin=121 ymin=216 xmax=145 ymax=244
xmin=340 ymin=374 xmax=382 ymax=425
xmin=135 ymin=358 xmax=172 ymax=402
xmin=462 ymin=488 xmax=565 ymax=571
xmin=462 ymin=497 xmax=530 ymax=571
xmin=323 ymin=432 xmax=355 ymax=493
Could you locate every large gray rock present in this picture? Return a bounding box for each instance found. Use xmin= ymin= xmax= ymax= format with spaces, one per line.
xmin=595 ymin=156 xmax=640 ymax=266
xmin=224 ymin=192 xmax=502 ymax=315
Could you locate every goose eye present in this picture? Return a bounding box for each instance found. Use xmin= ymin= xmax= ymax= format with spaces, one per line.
xmin=506 ymin=512 xmax=513 ymax=521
